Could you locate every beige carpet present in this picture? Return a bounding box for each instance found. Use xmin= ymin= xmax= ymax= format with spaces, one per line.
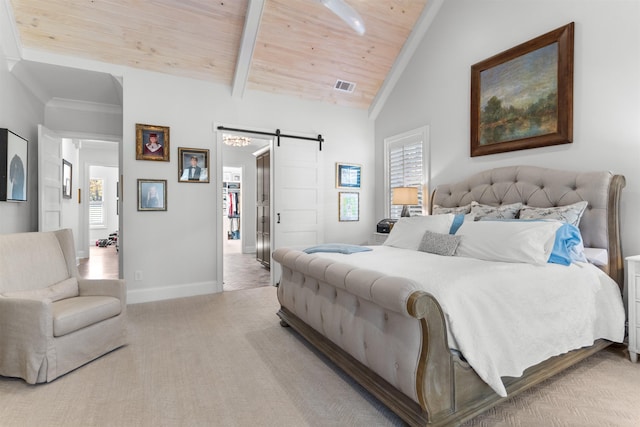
xmin=1 ymin=286 xmax=639 ymax=427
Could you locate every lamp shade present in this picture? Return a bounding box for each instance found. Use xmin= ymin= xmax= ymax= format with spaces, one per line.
xmin=391 ymin=187 xmax=418 ymax=205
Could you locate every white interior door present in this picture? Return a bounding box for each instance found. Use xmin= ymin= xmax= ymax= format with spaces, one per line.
xmin=272 ymin=137 xmax=323 ymax=284
xmin=38 ymin=125 xmax=63 ymax=232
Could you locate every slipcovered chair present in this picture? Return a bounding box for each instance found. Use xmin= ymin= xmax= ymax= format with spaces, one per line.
xmin=0 ymin=229 xmax=126 ymax=384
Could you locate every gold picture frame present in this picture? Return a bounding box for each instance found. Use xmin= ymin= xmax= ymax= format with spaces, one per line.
xmin=470 ymin=22 xmax=574 ymax=157
xmin=178 ymin=147 xmax=210 ymax=183
xmin=136 ymin=123 xmax=170 ymax=161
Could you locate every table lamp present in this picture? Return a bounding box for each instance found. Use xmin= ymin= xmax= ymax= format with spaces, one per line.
xmin=392 ymin=187 xmax=419 ymax=217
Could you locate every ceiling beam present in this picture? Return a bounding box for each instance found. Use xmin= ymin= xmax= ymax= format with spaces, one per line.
xmin=232 ymin=0 xmax=265 ymax=99
xmin=367 ymin=0 xmax=444 ymax=120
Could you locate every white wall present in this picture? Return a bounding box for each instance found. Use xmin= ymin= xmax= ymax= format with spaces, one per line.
xmin=122 ymin=68 xmax=374 ymax=303
xmin=375 ymin=0 xmax=640 ymax=257
xmin=0 ymin=53 xmax=44 ymax=234
xmin=79 ymin=142 xmax=119 ymax=257
xmin=45 ymin=102 xmax=123 ymax=137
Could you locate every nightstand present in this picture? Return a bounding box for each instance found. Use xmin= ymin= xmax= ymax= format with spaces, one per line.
xmin=368 ymin=232 xmax=389 ymax=245
xmin=626 ymin=255 xmax=640 ymax=362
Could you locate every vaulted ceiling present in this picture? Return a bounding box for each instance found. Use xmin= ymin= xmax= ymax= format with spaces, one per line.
xmin=8 ymin=0 xmax=431 ymax=111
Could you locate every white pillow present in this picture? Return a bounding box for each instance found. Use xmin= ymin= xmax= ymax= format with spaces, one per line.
xmin=455 ymin=220 xmax=562 ymax=264
xmin=383 ymin=214 xmax=455 ymax=250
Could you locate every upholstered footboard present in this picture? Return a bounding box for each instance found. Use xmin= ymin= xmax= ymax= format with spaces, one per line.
xmin=273 ymin=247 xmax=613 ymax=426
xmin=274 ymin=247 xmax=454 ymax=425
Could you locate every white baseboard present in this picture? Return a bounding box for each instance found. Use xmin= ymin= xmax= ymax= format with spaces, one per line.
xmin=243 ymin=245 xmax=256 ymax=254
xmin=127 ymin=280 xmax=221 ymax=304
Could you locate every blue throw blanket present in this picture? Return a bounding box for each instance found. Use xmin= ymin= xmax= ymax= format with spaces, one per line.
xmin=303 ymin=243 xmax=373 ymax=254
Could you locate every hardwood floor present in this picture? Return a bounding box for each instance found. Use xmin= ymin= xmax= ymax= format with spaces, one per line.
xmin=77 ymin=239 xmax=270 ymax=291
xmin=78 ymin=245 xmax=119 ymax=280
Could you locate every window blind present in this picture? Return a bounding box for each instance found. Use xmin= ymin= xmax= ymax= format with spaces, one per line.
xmin=89 ymin=203 xmax=104 ymax=225
xmin=388 ymin=140 xmax=424 ymax=218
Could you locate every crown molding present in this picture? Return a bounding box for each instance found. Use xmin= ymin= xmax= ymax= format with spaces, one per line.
xmin=47 ymin=97 xmax=122 ymax=114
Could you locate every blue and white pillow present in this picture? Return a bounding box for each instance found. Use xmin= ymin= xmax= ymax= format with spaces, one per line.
xmin=519 ymin=201 xmax=588 ymax=227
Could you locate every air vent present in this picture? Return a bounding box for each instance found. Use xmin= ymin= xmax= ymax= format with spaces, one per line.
xmin=334 ymin=79 xmax=356 ymax=93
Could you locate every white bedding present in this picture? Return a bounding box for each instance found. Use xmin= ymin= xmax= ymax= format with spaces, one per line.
xmin=311 ymin=246 xmax=625 ymax=397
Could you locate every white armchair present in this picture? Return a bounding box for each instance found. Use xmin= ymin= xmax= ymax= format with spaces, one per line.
xmin=0 ymin=229 xmax=127 ymax=384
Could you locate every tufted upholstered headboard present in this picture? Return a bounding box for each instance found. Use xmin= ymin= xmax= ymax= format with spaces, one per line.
xmin=430 ymin=165 xmax=626 ymax=290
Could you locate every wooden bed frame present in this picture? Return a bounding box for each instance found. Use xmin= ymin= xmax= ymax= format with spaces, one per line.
xmin=273 ymin=166 xmax=625 ymax=426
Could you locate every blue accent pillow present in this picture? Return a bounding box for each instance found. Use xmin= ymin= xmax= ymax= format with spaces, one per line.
xmin=303 ymin=244 xmax=373 ymax=254
xmin=449 ymin=214 xmax=465 ymax=234
xmin=548 ymin=223 xmax=588 ymax=266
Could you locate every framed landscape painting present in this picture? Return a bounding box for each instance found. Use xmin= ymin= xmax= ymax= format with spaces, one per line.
xmin=470 ymin=22 xmax=574 ymax=157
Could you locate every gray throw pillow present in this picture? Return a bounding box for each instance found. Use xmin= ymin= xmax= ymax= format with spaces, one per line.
xmin=418 ymin=230 xmax=461 ymax=256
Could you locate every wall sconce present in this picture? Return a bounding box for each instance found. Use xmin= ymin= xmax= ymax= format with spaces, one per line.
xmin=392 ymin=187 xmax=418 ymax=217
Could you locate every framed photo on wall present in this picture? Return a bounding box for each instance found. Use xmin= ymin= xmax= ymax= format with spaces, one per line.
xmin=136 ymin=123 xmax=170 ymax=161
xmin=178 ymin=147 xmax=210 ymax=183
xmin=470 ymin=22 xmax=574 ymax=157
xmin=62 ymin=159 xmax=72 ymax=199
xmin=137 ymin=179 xmax=167 ymax=211
xmin=336 ymin=163 xmax=361 ymax=189
xmin=0 ymin=128 xmax=28 ymax=202
xmin=339 ymin=192 xmax=359 ymax=222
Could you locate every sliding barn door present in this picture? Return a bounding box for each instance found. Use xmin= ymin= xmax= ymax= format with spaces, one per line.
xmin=272 ymin=138 xmax=323 ymax=285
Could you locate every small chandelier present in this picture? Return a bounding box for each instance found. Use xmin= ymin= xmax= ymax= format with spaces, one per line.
xmin=223 ymin=135 xmax=251 ymax=147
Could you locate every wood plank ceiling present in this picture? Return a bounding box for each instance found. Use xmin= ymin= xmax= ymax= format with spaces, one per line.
xmin=9 ymin=0 xmax=427 ymax=109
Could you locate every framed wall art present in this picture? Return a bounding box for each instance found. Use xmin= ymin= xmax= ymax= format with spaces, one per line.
xmin=339 ymin=192 xmax=359 ymax=222
xmin=62 ymin=159 xmax=72 ymax=199
xmin=0 ymin=128 xmax=28 ymax=202
xmin=138 ymin=179 xmax=167 ymax=211
xmin=178 ymin=147 xmax=210 ymax=183
xmin=136 ymin=123 xmax=170 ymax=161
xmin=336 ymin=162 xmax=361 ymax=189
xmin=470 ymin=22 xmax=574 ymax=157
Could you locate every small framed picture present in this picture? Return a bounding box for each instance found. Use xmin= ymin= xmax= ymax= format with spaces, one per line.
xmin=138 ymin=179 xmax=167 ymax=211
xmin=336 ymin=163 xmax=361 ymax=189
xmin=62 ymin=159 xmax=72 ymax=199
xmin=136 ymin=124 xmax=170 ymax=161
xmin=0 ymin=128 xmax=28 ymax=202
xmin=178 ymin=147 xmax=210 ymax=183
xmin=339 ymin=192 xmax=359 ymax=222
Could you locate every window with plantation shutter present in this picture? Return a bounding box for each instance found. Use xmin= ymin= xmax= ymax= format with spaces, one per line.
xmin=89 ymin=178 xmax=105 ymax=227
xmin=384 ymin=127 xmax=429 ymax=219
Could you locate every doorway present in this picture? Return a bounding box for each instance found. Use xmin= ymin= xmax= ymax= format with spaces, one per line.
xmin=80 ymin=164 xmax=119 ymax=279
xmin=221 ymin=133 xmax=271 ymax=291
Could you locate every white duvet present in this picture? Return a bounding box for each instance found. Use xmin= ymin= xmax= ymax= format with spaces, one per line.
xmin=311 ymin=246 xmax=625 ymax=397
